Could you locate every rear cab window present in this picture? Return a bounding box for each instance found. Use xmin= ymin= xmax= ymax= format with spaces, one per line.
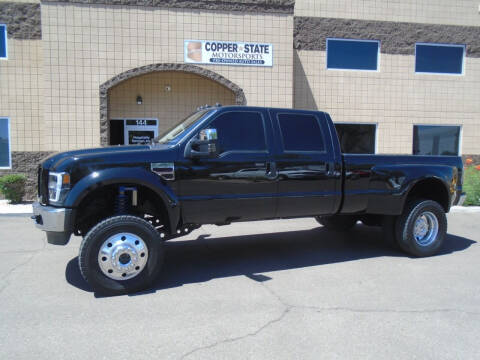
xmin=276 ymin=113 xmax=325 ymax=152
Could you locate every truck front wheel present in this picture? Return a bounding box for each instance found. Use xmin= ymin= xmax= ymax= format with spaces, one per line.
xmin=395 ymin=199 xmax=447 ymax=257
xmin=79 ymin=215 xmax=164 ymax=295
xmin=315 ymin=215 xmax=357 ymax=231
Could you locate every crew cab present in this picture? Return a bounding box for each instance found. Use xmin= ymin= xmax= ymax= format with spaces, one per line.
xmin=32 ymin=106 xmax=465 ymax=295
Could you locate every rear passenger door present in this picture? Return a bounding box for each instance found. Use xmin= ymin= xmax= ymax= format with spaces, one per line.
xmin=270 ymin=110 xmax=338 ymax=217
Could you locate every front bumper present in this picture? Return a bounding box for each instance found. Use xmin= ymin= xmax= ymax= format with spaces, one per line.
xmin=32 ymin=202 xmax=74 ymax=245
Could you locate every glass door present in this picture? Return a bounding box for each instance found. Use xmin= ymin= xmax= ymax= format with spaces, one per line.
xmin=109 ymin=118 xmax=159 ymax=145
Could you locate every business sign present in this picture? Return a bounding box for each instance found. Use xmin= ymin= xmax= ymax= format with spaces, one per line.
xmin=184 ymin=40 xmax=273 ymax=67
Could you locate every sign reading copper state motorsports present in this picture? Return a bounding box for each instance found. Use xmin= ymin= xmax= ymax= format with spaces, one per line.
xmin=184 ymin=40 xmax=273 ymax=67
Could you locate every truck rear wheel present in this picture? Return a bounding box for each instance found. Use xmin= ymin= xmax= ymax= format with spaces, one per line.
xmin=395 ymin=199 xmax=447 ymax=257
xmin=79 ymin=215 xmax=164 ymax=295
xmin=315 ymin=215 xmax=357 ymax=231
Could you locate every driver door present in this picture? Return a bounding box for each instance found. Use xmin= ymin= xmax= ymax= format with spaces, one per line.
xmin=177 ymin=109 xmax=277 ymax=224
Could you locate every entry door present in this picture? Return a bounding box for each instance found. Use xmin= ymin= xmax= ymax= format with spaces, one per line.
xmin=124 ymin=119 xmax=159 ymax=145
xmin=269 ymin=110 xmax=338 ymax=217
xmin=178 ymin=109 xmax=277 ymax=224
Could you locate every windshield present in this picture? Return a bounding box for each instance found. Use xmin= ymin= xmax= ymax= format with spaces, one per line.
xmin=154 ymin=109 xmax=212 ymax=144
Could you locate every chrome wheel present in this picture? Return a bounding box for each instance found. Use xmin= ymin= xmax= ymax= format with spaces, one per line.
xmin=97 ymin=232 xmax=149 ymax=280
xmin=413 ymin=211 xmax=439 ymax=247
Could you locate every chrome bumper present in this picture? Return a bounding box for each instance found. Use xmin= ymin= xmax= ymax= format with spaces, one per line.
xmin=32 ymin=202 xmax=74 ymax=245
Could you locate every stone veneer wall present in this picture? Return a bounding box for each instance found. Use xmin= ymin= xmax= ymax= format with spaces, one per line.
xmin=294 ymin=17 xmax=480 ymax=57
xmin=0 ymin=152 xmax=53 ymax=200
xmin=463 ymin=155 xmax=480 ymax=164
xmin=41 ymin=0 xmax=295 ymax=14
xmin=0 ymin=2 xmax=41 ymax=39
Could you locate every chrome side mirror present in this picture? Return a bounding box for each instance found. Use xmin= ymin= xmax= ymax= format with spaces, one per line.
xmin=185 ymin=128 xmax=218 ymax=158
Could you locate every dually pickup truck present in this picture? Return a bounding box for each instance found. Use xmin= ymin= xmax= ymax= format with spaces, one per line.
xmin=33 ymin=106 xmax=465 ymax=295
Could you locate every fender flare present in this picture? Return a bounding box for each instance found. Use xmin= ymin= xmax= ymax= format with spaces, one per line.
xmin=64 ymin=167 xmax=180 ymax=234
xmin=398 ymin=166 xmax=454 ymax=212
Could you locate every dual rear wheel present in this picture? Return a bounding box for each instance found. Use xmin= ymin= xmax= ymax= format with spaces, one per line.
xmin=385 ymin=198 xmax=447 ymax=257
xmin=316 ymin=198 xmax=447 ymax=257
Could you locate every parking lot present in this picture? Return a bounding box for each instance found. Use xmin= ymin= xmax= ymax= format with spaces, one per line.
xmin=0 ymin=212 xmax=479 ymax=359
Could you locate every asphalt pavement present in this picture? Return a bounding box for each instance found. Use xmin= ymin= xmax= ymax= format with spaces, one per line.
xmin=0 ymin=213 xmax=479 ymax=359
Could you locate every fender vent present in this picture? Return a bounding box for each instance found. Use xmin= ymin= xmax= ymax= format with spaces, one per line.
xmin=151 ymin=162 xmax=175 ymax=181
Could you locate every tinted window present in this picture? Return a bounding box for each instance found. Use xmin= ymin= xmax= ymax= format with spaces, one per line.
xmin=0 ymin=25 xmax=6 ymax=59
xmin=0 ymin=118 xmax=10 ymax=168
xmin=209 ymin=111 xmax=266 ymax=153
xmin=327 ymin=39 xmax=379 ymax=71
xmin=415 ymin=43 xmax=465 ymax=75
xmin=413 ymin=125 xmax=460 ymax=156
xmin=278 ymin=113 xmax=324 ymax=152
xmin=335 ymin=124 xmax=376 ymax=154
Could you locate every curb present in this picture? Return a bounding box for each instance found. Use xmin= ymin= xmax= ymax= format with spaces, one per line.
xmin=450 ymin=206 xmax=480 ymax=213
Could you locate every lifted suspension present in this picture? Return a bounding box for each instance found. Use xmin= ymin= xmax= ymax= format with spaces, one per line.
xmin=114 ymin=186 xmax=138 ymax=214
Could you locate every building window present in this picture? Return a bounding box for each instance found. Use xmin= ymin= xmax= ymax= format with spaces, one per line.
xmin=335 ymin=123 xmax=376 ymax=154
xmin=413 ymin=125 xmax=461 ymax=156
xmin=326 ymin=38 xmax=380 ymax=71
xmin=0 ymin=24 xmax=6 ymax=59
xmin=210 ymin=111 xmax=266 ymax=153
xmin=277 ymin=113 xmax=325 ymax=152
xmin=0 ymin=118 xmax=11 ymax=168
xmin=415 ymin=43 xmax=465 ymax=75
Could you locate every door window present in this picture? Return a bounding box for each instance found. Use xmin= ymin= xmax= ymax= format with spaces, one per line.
xmin=209 ymin=111 xmax=266 ymax=153
xmin=277 ymin=113 xmax=325 ymax=152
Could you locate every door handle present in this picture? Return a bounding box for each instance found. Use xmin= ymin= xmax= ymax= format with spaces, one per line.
xmin=266 ymin=161 xmax=277 ymax=179
xmin=326 ymin=162 xmax=337 ymax=177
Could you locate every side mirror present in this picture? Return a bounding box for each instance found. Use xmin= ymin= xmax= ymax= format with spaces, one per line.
xmin=185 ymin=128 xmax=218 ymax=158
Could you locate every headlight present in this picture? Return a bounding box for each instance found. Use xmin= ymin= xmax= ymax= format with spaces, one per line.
xmin=48 ymin=172 xmax=70 ymax=204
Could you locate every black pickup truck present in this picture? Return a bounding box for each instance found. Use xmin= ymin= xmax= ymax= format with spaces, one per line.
xmin=32 ymin=106 xmax=465 ymax=294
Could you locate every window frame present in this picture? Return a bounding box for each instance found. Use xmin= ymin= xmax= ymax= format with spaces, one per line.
xmin=0 ymin=117 xmax=11 ymax=169
xmin=412 ymin=124 xmax=462 ymax=156
xmin=334 ymin=122 xmax=378 ymax=154
xmin=205 ymin=110 xmax=269 ymax=156
xmin=276 ymin=112 xmax=327 ymax=154
xmin=0 ymin=24 xmax=7 ymax=60
xmin=326 ymin=38 xmax=380 ymax=72
xmin=414 ymin=42 xmax=466 ymax=76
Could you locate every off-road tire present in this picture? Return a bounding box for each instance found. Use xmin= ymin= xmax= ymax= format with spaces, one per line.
xmin=315 ymin=215 xmax=357 ymax=231
xmin=395 ymin=199 xmax=447 ymax=257
xmin=79 ymin=215 xmax=164 ymax=295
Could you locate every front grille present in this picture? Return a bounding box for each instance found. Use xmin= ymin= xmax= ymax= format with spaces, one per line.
xmin=37 ymin=166 xmax=49 ymax=204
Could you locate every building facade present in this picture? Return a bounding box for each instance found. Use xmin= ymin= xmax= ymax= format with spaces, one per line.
xmin=0 ymin=0 xmax=479 ymax=198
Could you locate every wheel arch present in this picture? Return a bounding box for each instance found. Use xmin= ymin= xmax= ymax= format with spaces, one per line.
xmin=66 ymin=168 xmax=180 ymax=235
xmin=404 ymin=177 xmax=450 ymax=212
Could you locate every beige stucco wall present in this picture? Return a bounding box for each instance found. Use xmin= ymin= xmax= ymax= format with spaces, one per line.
xmin=41 ymin=2 xmax=294 ymax=151
xmin=0 ymin=39 xmax=43 ymax=152
xmin=109 ymin=71 xmax=236 ymax=134
xmin=294 ymin=50 xmax=480 ymax=154
xmin=294 ymin=0 xmax=480 ymax=26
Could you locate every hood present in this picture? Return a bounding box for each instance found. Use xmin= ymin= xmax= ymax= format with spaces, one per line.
xmin=41 ymin=144 xmax=175 ymax=172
